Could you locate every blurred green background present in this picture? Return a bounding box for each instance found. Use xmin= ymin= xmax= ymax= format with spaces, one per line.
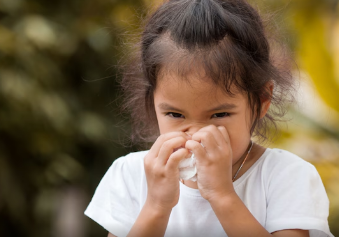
xmin=0 ymin=0 xmax=338 ymax=236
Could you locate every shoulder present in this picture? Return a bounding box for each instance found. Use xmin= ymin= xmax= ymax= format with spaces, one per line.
xmin=258 ymin=148 xmax=326 ymax=196
xmin=260 ymin=148 xmax=326 ymax=198
xmin=85 ymin=151 xmax=150 ymax=234
xmin=113 ymin=150 xmax=149 ymax=167
xmin=262 ymin=148 xmax=317 ymax=176
xmin=260 ymin=149 xmax=332 ymax=236
xmin=110 ymin=150 xmax=149 ymax=177
xmin=99 ymin=150 xmax=149 ymax=201
xmin=263 ymin=148 xmax=312 ymax=166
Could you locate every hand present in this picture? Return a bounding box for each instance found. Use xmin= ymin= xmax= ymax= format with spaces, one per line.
xmin=144 ymin=132 xmax=191 ymax=213
xmin=185 ymin=125 xmax=235 ymax=201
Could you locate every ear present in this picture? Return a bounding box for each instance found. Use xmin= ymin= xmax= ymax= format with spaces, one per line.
xmin=259 ymin=81 xmax=274 ymax=119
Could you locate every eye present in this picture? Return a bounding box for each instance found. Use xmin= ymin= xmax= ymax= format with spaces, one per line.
xmin=212 ymin=112 xmax=229 ymax=118
xmin=166 ymin=112 xmax=185 ymax=118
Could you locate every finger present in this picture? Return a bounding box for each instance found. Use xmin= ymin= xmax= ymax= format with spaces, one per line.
xmin=147 ymin=132 xmax=190 ymax=161
xmin=199 ymin=125 xmax=228 ymax=147
xmin=185 ymin=140 xmax=207 ymax=163
xmin=166 ymin=148 xmax=190 ymax=172
xmin=192 ymin=131 xmax=217 ymax=151
xmin=157 ymin=136 xmax=188 ymax=166
xmin=191 ymin=128 xmax=221 ymax=156
xmin=217 ymin=126 xmax=230 ymax=144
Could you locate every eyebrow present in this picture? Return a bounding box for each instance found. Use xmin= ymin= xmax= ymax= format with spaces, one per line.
xmin=158 ymin=103 xmax=237 ymax=112
xmin=158 ymin=103 xmax=184 ymax=112
xmin=208 ymin=103 xmax=237 ymax=112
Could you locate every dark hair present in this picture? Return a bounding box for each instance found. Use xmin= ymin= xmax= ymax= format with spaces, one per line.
xmin=120 ymin=0 xmax=295 ymax=147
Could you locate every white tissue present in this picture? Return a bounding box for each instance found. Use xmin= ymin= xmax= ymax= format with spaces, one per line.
xmin=178 ymin=153 xmax=197 ymax=182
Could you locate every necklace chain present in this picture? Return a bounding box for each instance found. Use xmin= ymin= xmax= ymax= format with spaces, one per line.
xmin=180 ymin=140 xmax=254 ymax=184
xmin=232 ymin=140 xmax=253 ymax=182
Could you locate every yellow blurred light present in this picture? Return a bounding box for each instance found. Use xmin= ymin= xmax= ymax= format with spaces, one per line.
xmin=19 ymin=15 xmax=57 ymax=49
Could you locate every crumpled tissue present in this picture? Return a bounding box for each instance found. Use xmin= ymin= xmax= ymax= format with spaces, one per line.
xmin=178 ymin=152 xmax=197 ymax=182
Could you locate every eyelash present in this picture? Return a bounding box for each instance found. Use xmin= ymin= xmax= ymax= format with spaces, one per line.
xmin=166 ymin=112 xmax=230 ymax=119
xmin=211 ymin=112 xmax=230 ymax=118
xmin=166 ymin=112 xmax=184 ymax=118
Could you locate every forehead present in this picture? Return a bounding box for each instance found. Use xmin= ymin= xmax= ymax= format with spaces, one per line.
xmin=155 ymin=71 xmax=247 ymax=107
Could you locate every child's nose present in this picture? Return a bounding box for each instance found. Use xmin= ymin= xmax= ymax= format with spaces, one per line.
xmin=183 ymin=124 xmax=206 ymax=136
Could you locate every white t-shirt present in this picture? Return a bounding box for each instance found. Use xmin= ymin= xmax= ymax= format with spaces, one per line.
xmin=84 ymin=148 xmax=334 ymax=237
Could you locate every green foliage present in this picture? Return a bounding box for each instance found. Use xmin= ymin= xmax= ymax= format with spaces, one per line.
xmin=261 ymin=0 xmax=339 ymax=235
xmin=0 ymin=0 xmax=145 ymax=236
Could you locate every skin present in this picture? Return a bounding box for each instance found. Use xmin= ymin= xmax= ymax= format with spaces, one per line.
xmin=108 ymin=72 xmax=309 ymax=237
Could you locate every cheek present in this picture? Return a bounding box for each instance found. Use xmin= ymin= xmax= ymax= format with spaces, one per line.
xmin=156 ymin=117 xmax=166 ymax=134
xmin=222 ymin=116 xmax=249 ymax=137
xmin=156 ymin=116 xmax=174 ymax=134
xmin=224 ymin=119 xmax=252 ymax=161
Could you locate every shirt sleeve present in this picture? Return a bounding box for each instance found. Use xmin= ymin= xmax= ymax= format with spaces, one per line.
xmin=84 ymin=155 xmax=142 ymax=237
xmin=264 ymin=152 xmax=333 ymax=237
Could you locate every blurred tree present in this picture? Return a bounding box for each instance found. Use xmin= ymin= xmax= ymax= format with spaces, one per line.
xmin=0 ymin=0 xmax=338 ymax=236
xmin=0 ymin=0 xmax=146 ymax=236
xmin=290 ymin=2 xmax=339 ymax=233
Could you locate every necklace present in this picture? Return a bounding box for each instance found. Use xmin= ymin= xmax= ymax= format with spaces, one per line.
xmin=180 ymin=140 xmax=254 ymax=184
xmin=232 ymin=140 xmax=253 ymax=182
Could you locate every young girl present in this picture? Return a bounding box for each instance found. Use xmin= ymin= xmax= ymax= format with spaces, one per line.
xmin=85 ymin=0 xmax=334 ymax=236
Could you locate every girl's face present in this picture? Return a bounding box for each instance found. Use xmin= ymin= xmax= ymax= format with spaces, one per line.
xmin=153 ymin=72 xmax=261 ymax=165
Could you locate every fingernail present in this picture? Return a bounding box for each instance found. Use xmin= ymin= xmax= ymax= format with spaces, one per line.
xmin=185 ymin=132 xmax=192 ymax=138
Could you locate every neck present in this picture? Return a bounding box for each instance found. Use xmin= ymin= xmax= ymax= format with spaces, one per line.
xmin=232 ymin=140 xmax=254 ymax=181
